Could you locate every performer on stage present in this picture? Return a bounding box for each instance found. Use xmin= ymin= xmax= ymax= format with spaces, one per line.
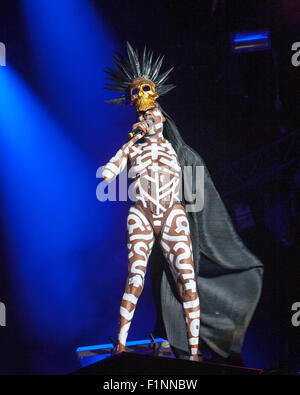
xmin=101 ymin=42 xmax=263 ymax=362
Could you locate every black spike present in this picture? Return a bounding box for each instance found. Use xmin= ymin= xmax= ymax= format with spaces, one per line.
xmin=157 ymin=84 xmax=176 ymax=96
xmin=149 ymin=55 xmax=164 ymax=82
xmin=112 ymin=56 xmax=134 ymax=81
xmin=104 ymin=43 xmax=175 ymax=104
xmin=141 ymin=46 xmax=147 ymax=76
xmin=154 ymin=67 xmax=174 ymax=86
xmin=104 ymin=83 xmax=128 ymax=92
xmin=126 ymin=42 xmax=140 ymax=78
xmin=105 ymin=76 xmax=128 ymax=86
xmin=144 ymin=49 xmax=153 ymax=78
xmin=105 ymin=96 xmax=127 ymax=105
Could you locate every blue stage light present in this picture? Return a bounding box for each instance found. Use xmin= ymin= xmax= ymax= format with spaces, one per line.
xmin=0 ymin=2 xmax=156 ymax=374
xmin=231 ymin=29 xmax=271 ymax=53
xmin=19 ymin=0 xmax=123 ymax=144
xmin=0 ymin=66 xmax=111 ymax=346
xmin=76 ymin=338 xmax=166 ymax=353
xmin=234 ymin=33 xmax=269 ymax=43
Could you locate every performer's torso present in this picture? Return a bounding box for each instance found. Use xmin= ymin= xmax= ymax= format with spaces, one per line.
xmin=128 ymin=135 xmax=181 ymax=216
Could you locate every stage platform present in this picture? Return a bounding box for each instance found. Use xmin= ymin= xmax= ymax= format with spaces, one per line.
xmin=76 ymin=337 xmax=174 ymax=368
xmin=74 ymin=338 xmax=263 ymax=375
xmin=72 ymin=351 xmax=262 ymax=375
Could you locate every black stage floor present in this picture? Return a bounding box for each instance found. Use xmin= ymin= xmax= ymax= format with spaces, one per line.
xmin=71 ymin=352 xmax=263 ymax=375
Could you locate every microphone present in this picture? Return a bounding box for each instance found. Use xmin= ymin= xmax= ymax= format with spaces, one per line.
xmin=128 ymin=118 xmax=154 ymax=140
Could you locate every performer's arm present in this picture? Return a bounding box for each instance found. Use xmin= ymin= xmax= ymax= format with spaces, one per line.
xmin=102 ymin=130 xmax=145 ymax=183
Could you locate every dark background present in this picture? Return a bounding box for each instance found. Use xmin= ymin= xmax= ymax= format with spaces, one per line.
xmin=0 ymin=0 xmax=299 ymax=374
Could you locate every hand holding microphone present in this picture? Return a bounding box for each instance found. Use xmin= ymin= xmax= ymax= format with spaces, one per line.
xmin=128 ymin=117 xmax=154 ymax=140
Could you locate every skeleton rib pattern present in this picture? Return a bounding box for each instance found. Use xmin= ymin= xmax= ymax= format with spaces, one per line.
xmin=128 ymin=136 xmax=181 ymax=216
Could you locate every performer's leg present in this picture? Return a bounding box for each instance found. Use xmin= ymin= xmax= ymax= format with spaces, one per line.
xmin=117 ymin=205 xmax=155 ymax=352
xmin=159 ymin=205 xmax=200 ymax=361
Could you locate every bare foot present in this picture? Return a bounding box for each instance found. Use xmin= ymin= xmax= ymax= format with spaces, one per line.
xmin=115 ymin=345 xmax=125 ymax=354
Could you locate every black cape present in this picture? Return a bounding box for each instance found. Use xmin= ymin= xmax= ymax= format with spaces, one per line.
xmin=149 ymin=107 xmax=264 ymax=357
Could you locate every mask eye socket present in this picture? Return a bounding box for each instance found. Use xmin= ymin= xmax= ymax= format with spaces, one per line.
xmin=131 ymin=88 xmax=139 ymax=95
xmin=142 ymin=85 xmax=151 ymax=92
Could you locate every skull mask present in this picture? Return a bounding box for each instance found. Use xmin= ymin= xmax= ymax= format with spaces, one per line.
xmin=129 ymin=78 xmax=159 ymax=112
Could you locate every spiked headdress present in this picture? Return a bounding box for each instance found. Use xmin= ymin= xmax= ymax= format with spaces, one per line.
xmin=104 ymin=42 xmax=175 ymax=107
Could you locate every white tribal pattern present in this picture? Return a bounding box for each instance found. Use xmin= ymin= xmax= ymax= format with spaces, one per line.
xmin=102 ymin=107 xmax=200 ymax=360
xmin=128 ymin=137 xmax=181 ymax=216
